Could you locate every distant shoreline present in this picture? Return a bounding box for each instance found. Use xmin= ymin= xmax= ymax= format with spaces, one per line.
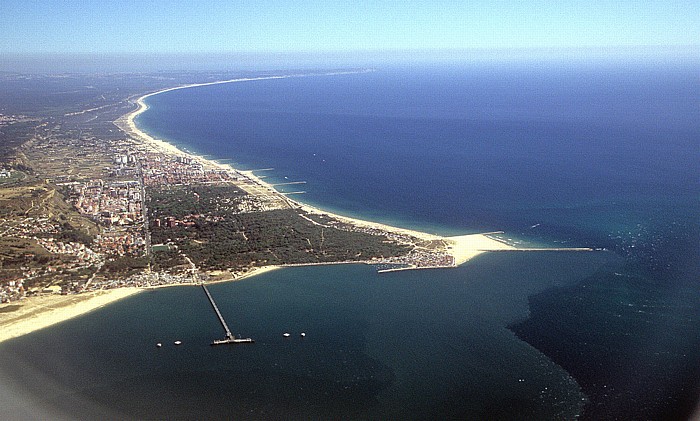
xmin=118 ymin=71 xmax=515 ymax=261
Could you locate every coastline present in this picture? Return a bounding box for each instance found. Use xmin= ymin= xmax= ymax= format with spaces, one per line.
xmin=116 ymin=72 xmax=515 ymax=261
xmin=0 ymin=63 xmax=691 ymax=421
xmin=117 ymin=70 xmax=372 ymax=157
xmin=118 ymin=75 xmax=309 ymax=156
xmin=0 ymin=288 xmax=142 ymax=344
xmin=0 ymin=72 xmax=512 ymax=344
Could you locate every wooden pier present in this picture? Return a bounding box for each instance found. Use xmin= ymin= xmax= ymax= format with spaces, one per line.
xmin=202 ymin=284 xmax=254 ymax=346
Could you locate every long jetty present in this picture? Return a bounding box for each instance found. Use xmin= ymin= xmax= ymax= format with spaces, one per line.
xmin=486 ymin=247 xmax=594 ymax=252
xmin=201 ymin=284 xmax=254 ymax=345
xmin=271 ymin=181 xmax=307 ymax=186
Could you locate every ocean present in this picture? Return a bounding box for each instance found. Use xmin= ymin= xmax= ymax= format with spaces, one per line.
xmin=1 ymin=61 xmax=698 ymax=419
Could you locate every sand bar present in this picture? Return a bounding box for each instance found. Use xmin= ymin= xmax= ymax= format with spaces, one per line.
xmin=446 ymin=233 xmax=517 ymax=265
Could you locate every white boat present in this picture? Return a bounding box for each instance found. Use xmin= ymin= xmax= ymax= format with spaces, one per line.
xmin=283 ymin=333 xmax=290 ymax=337
xmin=156 ymin=343 xmax=162 ymax=348
xmin=300 ymin=332 xmax=306 ymax=337
xmin=174 ymin=340 xmax=182 ymax=345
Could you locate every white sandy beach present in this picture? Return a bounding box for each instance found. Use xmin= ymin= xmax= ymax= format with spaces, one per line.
xmin=118 ymin=71 xmax=366 ymax=157
xmin=0 ymin=288 xmax=142 ymax=344
xmin=446 ymin=234 xmax=516 ymax=265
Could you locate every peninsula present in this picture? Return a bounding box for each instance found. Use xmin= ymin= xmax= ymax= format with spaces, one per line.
xmin=0 ymin=71 xmax=588 ymax=343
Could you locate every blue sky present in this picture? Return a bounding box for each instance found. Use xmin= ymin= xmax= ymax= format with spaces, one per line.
xmin=2 ymin=1 xmax=698 ymax=54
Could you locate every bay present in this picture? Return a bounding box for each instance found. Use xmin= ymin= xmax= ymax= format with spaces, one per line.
xmin=1 ymin=254 xmax=614 ymax=419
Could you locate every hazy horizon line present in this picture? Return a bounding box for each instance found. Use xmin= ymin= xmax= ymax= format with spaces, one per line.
xmin=1 ymin=45 xmax=697 ymax=74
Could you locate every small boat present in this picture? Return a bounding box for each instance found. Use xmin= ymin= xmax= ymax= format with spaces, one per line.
xmin=174 ymin=340 xmax=182 ymax=345
xmin=283 ymin=333 xmax=290 ymax=337
xmin=300 ymin=332 xmax=306 ymax=337
xmin=156 ymin=343 xmax=162 ymax=348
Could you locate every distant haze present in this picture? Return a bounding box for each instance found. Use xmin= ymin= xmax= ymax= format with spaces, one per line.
xmin=2 ymin=0 xmax=697 ymax=73
xmin=1 ymin=46 xmax=698 ymax=74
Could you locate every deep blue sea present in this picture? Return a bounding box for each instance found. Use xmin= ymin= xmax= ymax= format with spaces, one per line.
xmin=1 ymin=62 xmax=698 ymax=420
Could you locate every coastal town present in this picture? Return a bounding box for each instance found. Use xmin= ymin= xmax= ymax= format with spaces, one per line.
xmin=0 ymin=137 xmax=459 ymax=303
xmin=0 ymin=75 xmax=515 ymax=306
xmin=0 ymin=71 xmax=536 ymax=349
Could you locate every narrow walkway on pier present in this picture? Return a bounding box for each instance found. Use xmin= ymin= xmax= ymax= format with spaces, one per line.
xmin=201 ymin=285 xmax=254 ymax=345
xmin=486 ymin=247 xmax=594 ymax=252
xmin=270 ymin=181 xmax=306 ymax=186
xmin=202 ymin=284 xmax=233 ymax=340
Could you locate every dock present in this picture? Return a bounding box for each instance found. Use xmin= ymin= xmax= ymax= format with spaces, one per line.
xmin=486 ymin=247 xmax=594 ymax=252
xmin=202 ymin=284 xmax=254 ymax=346
xmin=271 ymin=181 xmax=306 ymax=186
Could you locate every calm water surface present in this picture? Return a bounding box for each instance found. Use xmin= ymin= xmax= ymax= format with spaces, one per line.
xmin=1 ymin=254 xmax=616 ymax=419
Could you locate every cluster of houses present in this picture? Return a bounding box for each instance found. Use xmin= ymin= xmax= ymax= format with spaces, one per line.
xmin=61 ymin=179 xmax=146 ymax=256
xmin=34 ymin=238 xmax=102 ymax=264
xmin=0 ymin=279 xmax=24 ymax=303
xmin=141 ymin=153 xmax=231 ymax=186
xmin=68 ymin=179 xmax=143 ymax=226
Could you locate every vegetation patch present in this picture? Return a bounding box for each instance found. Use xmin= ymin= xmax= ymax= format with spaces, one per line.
xmin=147 ymin=184 xmax=410 ymax=271
xmin=102 ymin=256 xmax=149 ymax=273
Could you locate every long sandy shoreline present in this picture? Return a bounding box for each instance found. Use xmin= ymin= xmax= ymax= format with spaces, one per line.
xmin=120 ymin=71 xmax=371 ymax=156
xmin=119 ymin=72 xmax=514 ymax=255
xmin=0 ymin=72 xmax=513 ymax=344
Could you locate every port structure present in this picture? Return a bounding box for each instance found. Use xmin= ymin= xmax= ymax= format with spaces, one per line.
xmin=202 ymin=284 xmax=254 ymax=345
